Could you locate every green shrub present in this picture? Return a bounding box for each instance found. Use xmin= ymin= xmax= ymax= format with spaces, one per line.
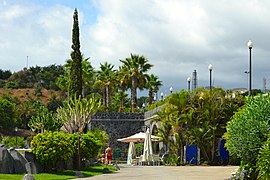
xmin=0 ymin=136 xmax=26 ymax=148
xmin=225 ymin=95 xmax=270 ymax=178
xmin=31 ymin=131 xmax=74 ymax=169
xmin=71 ymin=130 xmax=106 ymax=161
xmin=257 ymin=135 xmax=270 ymax=179
xmin=162 ymin=153 xmax=179 ymax=166
xmin=5 ymin=81 xmax=19 ymax=89
xmin=0 ymin=98 xmax=19 ymax=130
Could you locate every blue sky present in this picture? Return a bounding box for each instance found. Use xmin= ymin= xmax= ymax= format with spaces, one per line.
xmin=1 ymin=0 xmax=270 ymax=97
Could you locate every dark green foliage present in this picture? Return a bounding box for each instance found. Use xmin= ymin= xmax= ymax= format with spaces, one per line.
xmin=69 ymin=8 xmax=82 ymax=98
xmin=0 ymin=80 xmax=3 ymax=88
xmin=225 ymin=95 xmax=270 ymax=178
xmin=8 ymin=70 xmax=34 ymax=88
xmin=46 ymin=93 xmax=63 ymax=113
xmin=0 ymin=69 xmax=12 ymax=80
xmin=5 ymin=81 xmax=19 ymax=89
xmin=4 ymin=65 xmax=64 ymax=90
xmin=242 ymin=89 xmax=263 ymax=96
xmin=0 ymin=97 xmax=19 ymax=130
xmin=34 ymin=82 xmax=42 ymax=97
xmin=31 ymin=131 xmax=75 ymax=169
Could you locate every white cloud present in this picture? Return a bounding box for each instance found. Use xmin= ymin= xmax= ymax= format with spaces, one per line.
xmin=1 ymin=0 xmax=270 ymax=94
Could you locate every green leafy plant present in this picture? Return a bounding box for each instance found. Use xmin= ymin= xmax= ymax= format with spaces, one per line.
xmin=0 ymin=136 xmax=26 ymax=148
xmin=257 ymin=135 xmax=270 ymax=179
xmin=70 ymin=131 xmax=103 ymax=161
xmin=225 ymin=95 xmax=270 ymax=178
xmin=28 ymin=101 xmax=62 ymax=133
xmin=31 ymin=131 xmax=74 ymax=171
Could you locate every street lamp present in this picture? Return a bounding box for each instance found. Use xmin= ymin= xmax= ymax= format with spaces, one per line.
xmin=142 ymin=103 xmax=145 ymax=112
xmin=247 ymin=40 xmax=253 ymax=96
xmin=208 ymin=64 xmax=213 ymax=90
xmin=160 ymin=92 xmax=164 ymax=101
xmin=244 ymin=71 xmax=249 ymax=91
xmin=170 ymin=87 xmax=173 ymax=94
xmin=15 ymin=127 xmax=18 ymax=148
xmin=187 ymin=77 xmax=191 ymax=92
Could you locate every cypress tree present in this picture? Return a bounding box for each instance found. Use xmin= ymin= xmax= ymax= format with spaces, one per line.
xmin=69 ymin=8 xmax=82 ymax=98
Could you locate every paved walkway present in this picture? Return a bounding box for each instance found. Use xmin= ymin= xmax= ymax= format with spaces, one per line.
xmin=76 ymin=165 xmax=238 ymax=180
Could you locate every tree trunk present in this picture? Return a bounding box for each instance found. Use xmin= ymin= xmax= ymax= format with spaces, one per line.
xmin=149 ymin=87 xmax=153 ymax=104
xmin=211 ymin=133 xmax=215 ymax=162
xmin=103 ymin=88 xmax=106 ymax=107
xmin=131 ymin=75 xmax=137 ymax=112
xmin=106 ymin=85 xmax=110 ymax=107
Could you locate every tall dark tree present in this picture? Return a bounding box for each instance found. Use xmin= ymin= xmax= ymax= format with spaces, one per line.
xmin=69 ymin=8 xmax=82 ymax=98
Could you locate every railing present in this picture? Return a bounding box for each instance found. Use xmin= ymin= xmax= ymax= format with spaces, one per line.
xmin=144 ymin=104 xmax=165 ymax=120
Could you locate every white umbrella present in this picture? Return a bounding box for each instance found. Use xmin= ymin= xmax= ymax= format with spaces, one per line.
xmin=142 ymin=128 xmax=153 ymax=163
xmin=126 ymin=142 xmax=136 ymax=165
xmin=117 ymin=132 xmax=162 ymax=142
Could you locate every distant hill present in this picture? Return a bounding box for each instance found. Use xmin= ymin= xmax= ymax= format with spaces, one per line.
xmin=0 ymin=88 xmax=63 ymax=104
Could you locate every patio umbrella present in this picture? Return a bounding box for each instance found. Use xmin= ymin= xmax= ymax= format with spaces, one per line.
xmin=142 ymin=128 xmax=153 ymax=163
xmin=117 ymin=132 xmax=162 ymax=143
xmin=126 ymin=142 xmax=136 ymax=165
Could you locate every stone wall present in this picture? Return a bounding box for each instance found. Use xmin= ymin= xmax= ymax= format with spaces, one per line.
xmin=89 ymin=112 xmax=145 ymax=160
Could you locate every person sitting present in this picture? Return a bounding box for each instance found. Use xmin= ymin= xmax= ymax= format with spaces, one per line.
xmin=100 ymin=153 xmax=105 ymax=164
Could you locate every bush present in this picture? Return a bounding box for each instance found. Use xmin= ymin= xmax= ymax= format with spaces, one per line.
xmin=31 ymin=131 xmax=74 ymax=170
xmin=5 ymin=81 xmax=19 ymax=89
xmin=225 ymin=95 xmax=270 ymax=178
xmin=70 ymin=130 xmax=107 ymax=161
xmin=257 ymin=135 xmax=270 ymax=179
xmin=0 ymin=136 xmax=26 ymax=148
xmin=0 ymin=98 xmax=19 ymax=130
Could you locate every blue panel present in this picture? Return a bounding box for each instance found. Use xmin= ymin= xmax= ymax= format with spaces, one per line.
xmin=219 ymin=139 xmax=229 ymax=161
xmin=186 ymin=145 xmax=198 ymax=164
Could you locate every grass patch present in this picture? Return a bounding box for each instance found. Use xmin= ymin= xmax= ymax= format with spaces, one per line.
xmin=0 ymin=164 xmax=118 ymax=180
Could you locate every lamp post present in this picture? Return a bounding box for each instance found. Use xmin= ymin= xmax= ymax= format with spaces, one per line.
xmin=170 ymin=87 xmax=173 ymax=94
xmin=187 ymin=77 xmax=191 ymax=92
xmin=247 ymin=40 xmax=253 ymax=96
xmin=160 ymin=92 xmax=164 ymax=101
xmin=244 ymin=71 xmax=249 ymax=91
xmin=77 ymin=128 xmax=83 ymax=174
xmin=208 ymin=64 xmax=213 ymax=90
xmin=142 ymin=103 xmax=145 ymax=112
xmin=15 ymin=127 xmax=18 ymax=148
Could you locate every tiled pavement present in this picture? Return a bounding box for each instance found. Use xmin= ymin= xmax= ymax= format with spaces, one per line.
xmin=73 ymin=165 xmax=238 ymax=180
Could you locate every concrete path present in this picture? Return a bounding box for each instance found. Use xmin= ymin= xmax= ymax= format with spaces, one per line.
xmin=76 ymin=165 xmax=238 ymax=180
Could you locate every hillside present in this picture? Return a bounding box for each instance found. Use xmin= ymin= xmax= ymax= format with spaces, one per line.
xmin=0 ymin=88 xmax=62 ymax=104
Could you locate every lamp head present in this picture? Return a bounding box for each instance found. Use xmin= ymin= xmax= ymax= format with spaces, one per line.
xmin=247 ymin=40 xmax=253 ymax=49
xmin=208 ymin=64 xmax=213 ymax=71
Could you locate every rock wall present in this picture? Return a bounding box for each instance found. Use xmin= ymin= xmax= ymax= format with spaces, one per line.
xmin=90 ymin=112 xmax=145 ymax=160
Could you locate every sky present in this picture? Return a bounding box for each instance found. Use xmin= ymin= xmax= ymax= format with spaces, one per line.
xmin=1 ymin=0 xmax=270 ymax=98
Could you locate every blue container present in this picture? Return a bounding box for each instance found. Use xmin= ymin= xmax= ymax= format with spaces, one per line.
xmin=185 ymin=145 xmax=198 ymax=164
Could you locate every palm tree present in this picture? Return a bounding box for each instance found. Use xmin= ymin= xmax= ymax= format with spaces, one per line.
xmin=95 ymin=62 xmax=116 ymax=109
xmin=115 ymin=66 xmax=131 ymax=112
xmin=146 ymin=74 xmax=162 ymax=104
xmin=120 ymin=54 xmax=153 ymax=112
